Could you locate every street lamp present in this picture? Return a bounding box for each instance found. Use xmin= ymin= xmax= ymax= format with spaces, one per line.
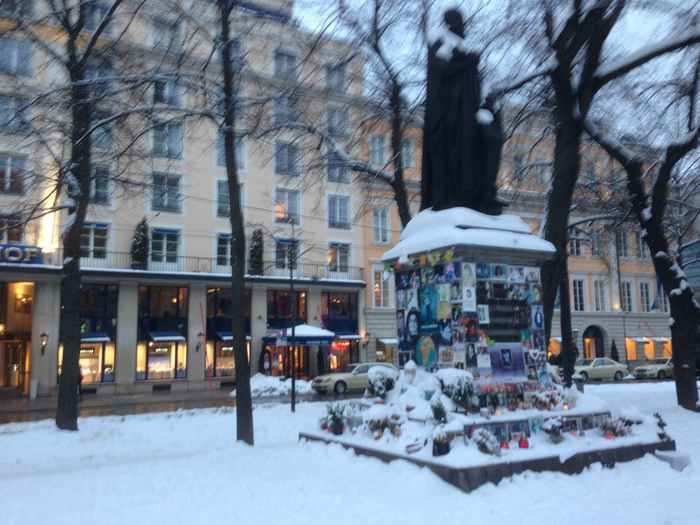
xmin=196 ymin=331 xmax=205 ymax=353
xmin=40 ymin=332 xmax=49 ymax=356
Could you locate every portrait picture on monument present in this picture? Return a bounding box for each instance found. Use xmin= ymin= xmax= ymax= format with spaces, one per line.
xmin=525 ymin=267 xmax=540 ymax=283
xmin=450 ymin=280 xmax=462 ymax=302
xmin=397 ymin=309 xmax=406 ymax=343
xmin=419 ymin=286 xmax=438 ymax=330
xmin=451 ymin=304 xmax=463 ymax=323
xmin=476 ymin=281 xmax=491 ymax=303
xmin=476 ymin=263 xmax=491 ymax=280
xmin=438 ymin=283 xmax=451 ymax=303
xmin=462 ymin=284 xmax=476 ymax=311
xmin=491 ymin=282 xmax=507 ymax=300
xmin=477 ymin=304 xmax=490 ymax=325
xmin=438 ymin=319 xmax=452 ymax=345
xmin=492 ymin=264 xmax=507 ymax=282
xmin=466 ymin=343 xmax=478 ymax=368
xmin=461 ymin=313 xmax=480 ymax=342
xmin=532 ymin=305 xmax=544 ymax=330
xmin=396 ymin=270 xmax=419 ymax=290
xmin=403 ymin=308 xmax=421 ymax=351
xmin=462 ymin=262 xmax=476 ymax=287
xmin=489 ymin=342 xmax=527 ymax=382
xmin=508 ymin=266 xmax=526 ymax=283
xmin=444 ymin=262 xmax=461 ymax=282
xmin=416 ymin=336 xmax=438 ymax=369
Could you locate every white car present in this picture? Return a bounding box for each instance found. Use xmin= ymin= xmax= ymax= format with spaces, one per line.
xmin=574 ymin=358 xmax=628 ymax=382
xmin=633 ymin=358 xmax=673 ymax=380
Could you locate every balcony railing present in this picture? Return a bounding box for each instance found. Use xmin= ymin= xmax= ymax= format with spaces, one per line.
xmin=41 ymin=251 xmax=364 ymax=282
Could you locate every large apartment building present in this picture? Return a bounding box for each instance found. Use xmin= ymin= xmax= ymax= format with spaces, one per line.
xmin=0 ymin=0 xmax=376 ymax=398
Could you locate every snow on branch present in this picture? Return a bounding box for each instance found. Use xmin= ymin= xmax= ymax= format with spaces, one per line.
xmin=595 ymin=30 xmax=700 ymax=88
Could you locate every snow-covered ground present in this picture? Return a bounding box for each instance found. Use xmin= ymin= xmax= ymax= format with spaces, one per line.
xmin=1 ymin=382 xmax=696 ymax=525
xmin=231 ymin=373 xmax=313 ymax=398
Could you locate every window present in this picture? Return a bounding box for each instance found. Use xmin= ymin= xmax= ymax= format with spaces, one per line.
xmin=568 ymin=235 xmax=582 ymax=256
xmin=658 ymin=287 xmax=669 ymax=313
xmin=326 ymin=107 xmax=348 ymax=138
xmin=327 ymin=152 xmax=349 ymax=183
xmin=275 ymin=239 xmax=298 ymax=270
xmin=151 ymin=229 xmax=179 ymax=263
xmin=0 ymin=215 xmax=22 ymax=243
xmin=217 ymin=180 xmax=229 ymax=217
xmin=0 ymin=155 xmax=25 ymax=194
xmin=321 ymin=292 xmax=358 ymax=328
xmin=152 ymin=18 xmax=180 ymax=51
xmin=512 ymin=153 xmax=524 ymax=178
xmin=328 ymin=242 xmax=350 ymax=272
xmin=0 ymin=39 xmax=31 ymax=76
xmin=372 ymin=265 xmax=392 ymax=308
xmin=80 ymin=223 xmax=108 ymax=259
xmin=591 ymin=231 xmax=603 ymax=256
xmin=274 ymin=50 xmax=297 ymax=81
xmin=216 ymin=131 xmax=245 ymax=169
xmin=273 ymin=95 xmax=297 ymax=125
xmin=274 ymin=142 xmax=299 ymax=176
xmin=594 ymin=280 xmax=607 ymax=312
xmin=621 ymin=281 xmax=632 ymax=312
xmin=572 ymin=279 xmax=585 ymax=312
xmin=92 ymin=114 xmax=112 ymax=150
xmin=369 ymin=135 xmax=385 ymax=167
xmin=152 ymin=173 xmax=181 ymax=212
xmin=0 ymin=95 xmax=29 ymax=133
xmin=0 ymin=1 xmax=33 ymax=18
xmin=90 ymin=166 xmax=110 ymax=205
xmin=401 ymin=139 xmax=415 ymax=169
xmin=636 ymin=231 xmax=649 ymax=259
xmin=640 ymin=282 xmax=651 ymax=313
xmin=153 ymin=79 xmax=181 ymax=107
xmin=326 ymin=63 xmax=346 ymax=92
xmin=616 ymin=231 xmax=629 ymax=257
xmin=266 ymin=290 xmax=307 ymax=328
xmin=328 ymin=195 xmax=350 ymax=229
xmin=84 ymin=1 xmax=111 ymax=33
xmin=373 ymin=208 xmax=389 ymax=244
xmin=274 ymin=188 xmax=300 ymax=224
xmin=216 ymin=234 xmax=232 ymax=266
xmin=152 ymin=121 xmax=183 ymax=159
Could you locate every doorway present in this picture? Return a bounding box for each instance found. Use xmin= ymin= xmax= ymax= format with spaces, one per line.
xmin=0 ymin=340 xmax=29 ymax=397
xmin=583 ymin=325 xmax=605 ymax=359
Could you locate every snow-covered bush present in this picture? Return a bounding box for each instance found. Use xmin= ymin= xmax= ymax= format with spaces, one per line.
xmin=542 ymin=417 xmax=564 ymax=444
xmin=325 ymin=402 xmax=345 ymax=435
xmin=472 ymin=428 xmax=501 ymax=456
xmin=600 ymin=416 xmax=639 ymax=437
xmin=430 ymin=393 xmax=447 ymax=423
xmin=366 ymin=366 xmax=398 ymax=399
xmin=435 ymin=368 xmax=475 ymax=412
xmin=363 ymin=404 xmax=403 ymax=439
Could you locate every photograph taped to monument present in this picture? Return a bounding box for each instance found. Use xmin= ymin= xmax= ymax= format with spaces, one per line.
xmin=488 ymin=342 xmax=527 ymax=382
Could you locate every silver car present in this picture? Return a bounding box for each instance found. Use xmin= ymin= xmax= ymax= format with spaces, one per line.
xmin=574 ymin=358 xmax=628 ymax=382
xmin=633 ymin=358 xmax=673 ymax=380
xmin=311 ymin=362 xmax=399 ymax=395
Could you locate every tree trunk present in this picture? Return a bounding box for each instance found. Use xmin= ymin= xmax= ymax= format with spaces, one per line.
xmin=541 ymin=120 xmax=582 ymax=384
xmin=56 ymin=74 xmax=92 ymax=431
xmin=220 ymin=1 xmax=254 ymax=444
xmin=389 ymin=84 xmax=412 ymax=228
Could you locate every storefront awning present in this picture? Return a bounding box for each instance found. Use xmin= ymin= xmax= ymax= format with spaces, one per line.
xmin=81 ymin=332 xmax=111 ymax=343
xmin=551 ymin=337 xmax=562 ymax=342
xmin=337 ymin=334 xmax=361 ymax=340
xmin=378 ymin=338 xmax=398 ymax=345
xmin=652 ymin=337 xmax=670 ymax=342
xmin=149 ymin=331 xmax=186 ymax=342
xmin=632 ymin=337 xmax=649 ymax=343
xmin=215 ymin=331 xmax=252 ymax=342
xmin=263 ymin=324 xmax=335 ymax=345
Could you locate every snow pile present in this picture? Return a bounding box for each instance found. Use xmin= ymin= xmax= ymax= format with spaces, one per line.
xmin=230 ymin=373 xmax=312 ymax=398
xmin=382 ymin=207 xmax=555 ymax=261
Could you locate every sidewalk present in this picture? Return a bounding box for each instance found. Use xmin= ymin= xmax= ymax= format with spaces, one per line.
xmin=0 ymin=387 xmax=325 ymax=424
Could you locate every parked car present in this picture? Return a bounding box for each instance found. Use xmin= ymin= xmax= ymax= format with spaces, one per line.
xmin=311 ymin=362 xmax=399 ymax=395
xmin=632 ymin=358 xmax=673 ymax=380
xmin=574 ymin=358 xmax=628 ymax=382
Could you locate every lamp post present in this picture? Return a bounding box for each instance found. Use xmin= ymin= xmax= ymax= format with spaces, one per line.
xmin=40 ymin=332 xmax=48 ymax=356
xmin=289 ymin=218 xmax=297 ymax=413
xmin=196 ymin=331 xmax=205 ymax=353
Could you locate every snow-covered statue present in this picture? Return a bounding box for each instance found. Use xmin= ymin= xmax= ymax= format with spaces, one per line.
xmin=421 ymin=8 xmax=505 ymax=215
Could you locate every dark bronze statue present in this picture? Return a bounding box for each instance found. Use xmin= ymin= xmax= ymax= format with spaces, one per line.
xmin=421 ymin=8 xmax=505 ymax=215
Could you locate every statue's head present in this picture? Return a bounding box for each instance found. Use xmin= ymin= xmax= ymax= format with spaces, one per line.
xmin=444 ymin=8 xmax=465 ymax=38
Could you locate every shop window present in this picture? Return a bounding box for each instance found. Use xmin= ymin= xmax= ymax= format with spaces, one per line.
xmin=137 ymin=286 xmax=188 ymax=339
xmin=321 ymin=292 xmax=358 ymax=334
xmin=58 ymin=342 xmax=115 ymax=384
xmin=136 ymin=341 xmax=187 ymax=380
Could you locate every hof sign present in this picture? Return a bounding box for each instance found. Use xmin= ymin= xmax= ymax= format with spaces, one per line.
xmin=0 ymin=244 xmax=43 ymax=264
